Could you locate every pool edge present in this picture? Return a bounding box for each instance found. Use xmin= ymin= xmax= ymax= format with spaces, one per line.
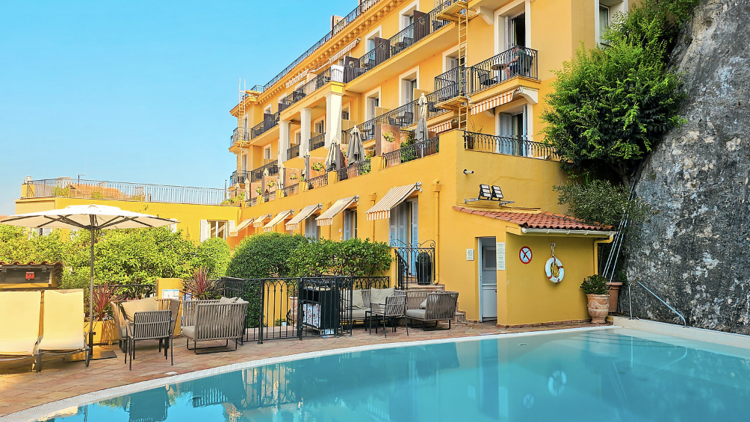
xmin=613 ymin=316 xmax=750 ymax=350
xmin=2 ymin=326 xmax=615 ymax=422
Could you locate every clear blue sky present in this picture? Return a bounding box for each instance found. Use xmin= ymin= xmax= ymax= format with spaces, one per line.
xmin=0 ymin=0 xmax=353 ymax=215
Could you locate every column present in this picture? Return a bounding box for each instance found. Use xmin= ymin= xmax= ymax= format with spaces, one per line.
xmin=325 ymin=90 xmax=344 ymax=149
xmin=300 ymin=107 xmax=312 ymax=156
xmin=279 ymin=119 xmax=291 ymax=166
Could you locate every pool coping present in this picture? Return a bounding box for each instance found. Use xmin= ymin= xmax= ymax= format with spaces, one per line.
xmin=3 ymin=326 xmax=615 ymax=422
xmin=613 ymin=316 xmax=750 ymax=349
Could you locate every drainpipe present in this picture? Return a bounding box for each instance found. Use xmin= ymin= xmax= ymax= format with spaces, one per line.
xmin=433 ymin=180 xmax=441 ymax=282
xmin=369 ymin=193 xmax=377 ymax=241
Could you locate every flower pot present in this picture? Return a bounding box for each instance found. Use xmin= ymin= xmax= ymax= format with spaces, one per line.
xmin=586 ymin=294 xmax=610 ymax=324
xmin=84 ymin=319 xmax=119 ymax=345
xmin=606 ymin=282 xmax=623 ymax=313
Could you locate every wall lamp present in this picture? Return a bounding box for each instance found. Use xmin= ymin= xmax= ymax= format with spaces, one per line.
xmin=463 ymin=169 xmax=474 ymax=175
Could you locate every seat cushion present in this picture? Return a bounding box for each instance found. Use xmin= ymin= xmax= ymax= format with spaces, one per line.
xmin=351 ymin=290 xmax=365 ymax=310
xmin=182 ymin=325 xmax=195 ymax=339
xmin=38 ymin=335 xmax=84 ymax=351
xmin=370 ymin=288 xmax=395 ymax=307
xmin=351 ymin=309 xmax=369 ymax=320
xmin=120 ymin=297 xmax=159 ymax=322
xmin=420 ymin=299 xmax=428 ymax=309
xmin=0 ymin=337 xmax=38 ymax=355
xmin=406 ymin=309 xmax=426 ymax=320
xmin=219 ymin=297 xmax=238 ymax=304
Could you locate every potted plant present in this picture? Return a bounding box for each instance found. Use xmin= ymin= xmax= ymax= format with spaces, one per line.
xmin=87 ymin=284 xmax=122 ymax=345
xmin=607 ymin=271 xmax=627 ymax=313
xmin=312 ymin=162 xmax=325 ymax=173
xmin=580 ymin=274 xmax=610 ymax=324
xmin=267 ymin=180 xmax=276 ymax=189
xmin=183 ymin=267 xmax=221 ymax=300
xmin=255 ymin=187 xmax=263 ymax=195
xmin=416 ymin=252 xmax=432 ymax=285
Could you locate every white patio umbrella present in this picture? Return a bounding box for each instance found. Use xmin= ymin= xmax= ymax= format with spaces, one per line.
xmin=415 ymin=93 xmax=429 ymax=143
xmin=325 ymin=137 xmax=341 ymax=171
xmin=346 ymin=126 xmax=366 ymax=164
xmin=0 ymin=204 xmax=178 ymax=348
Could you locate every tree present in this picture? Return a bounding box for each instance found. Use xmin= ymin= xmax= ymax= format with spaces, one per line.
xmin=193 ymin=237 xmax=231 ymax=278
xmin=226 ymin=232 xmax=308 ymax=279
xmin=554 ymin=180 xmax=651 ymax=229
xmin=541 ymin=0 xmax=698 ymax=184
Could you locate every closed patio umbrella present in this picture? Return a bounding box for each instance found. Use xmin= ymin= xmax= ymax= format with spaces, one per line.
xmin=0 ymin=204 xmax=178 ymax=350
xmin=325 ymin=138 xmax=341 ymax=171
xmin=346 ymin=126 xmax=366 ymax=164
xmin=415 ymin=93 xmax=429 ymax=143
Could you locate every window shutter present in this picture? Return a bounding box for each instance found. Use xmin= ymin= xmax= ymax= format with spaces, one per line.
xmin=389 ymin=211 xmax=397 ymax=245
xmin=228 ymin=220 xmax=236 ymax=238
xmin=200 ymin=220 xmax=209 ymax=242
xmin=343 ymin=212 xmax=351 ymax=240
xmin=410 ymin=201 xmax=419 ymax=247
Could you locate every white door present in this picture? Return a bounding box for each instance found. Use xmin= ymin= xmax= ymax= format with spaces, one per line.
xmin=479 ymin=237 xmax=498 ymax=321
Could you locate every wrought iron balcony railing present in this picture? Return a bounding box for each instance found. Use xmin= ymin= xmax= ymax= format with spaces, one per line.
xmin=282 ymin=183 xmax=299 ymax=197
xmin=24 ymin=178 xmax=232 ymax=206
xmin=309 ymin=132 xmax=326 ymax=152
xmin=230 ymin=170 xmax=251 ymax=185
xmin=344 ymin=6 xmax=449 ymax=84
xmin=382 ymin=136 xmax=440 ymax=168
xmin=279 ymin=67 xmax=345 ymax=112
xmin=287 ymin=144 xmax=300 ymax=161
xmin=307 ymin=173 xmax=328 ymax=190
xmin=247 ymin=197 xmax=258 ymax=207
xmin=468 ymin=47 xmax=539 ymax=94
xmin=337 ymin=159 xmax=372 ymax=181
xmin=262 ymin=192 xmax=276 ymax=203
xmin=230 ymin=127 xmax=249 ymax=147
xmin=463 ymin=132 xmax=557 ymax=159
xmin=250 ymin=161 xmax=280 ymax=182
xmin=250 ymin=111 xmax=280 ymax=139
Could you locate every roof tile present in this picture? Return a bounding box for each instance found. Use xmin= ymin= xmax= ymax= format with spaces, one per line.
xmin=452 ymin=206 xmax=611 ymax=231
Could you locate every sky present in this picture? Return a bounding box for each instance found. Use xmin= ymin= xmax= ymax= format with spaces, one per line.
xmin=0 ymin=0 xmax=354 ymax=215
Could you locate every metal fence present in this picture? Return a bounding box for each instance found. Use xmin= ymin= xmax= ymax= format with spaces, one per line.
xmin=383 ymin=136 xmax=440 ymax=168
xmin=392 ymin=240 xmax=436 ymax=289
xmin=309 ymin=132 xmax=326 ymax=152
xmin=279 ymin=67 xmax=344 ymax=112
xmin=463 ymin=131 xmax=558 ymax=159
xmin=282 ymin=183 xmax=299 ymax=197
xmin=230 ymin=170 xmax=250 ymax=186
xmin=250 ymin=161 xmax=279 ymax=182
xmin=230 ymin=127 xmax=249 ymax=147
xmin=337 ymin=159 xmax=372 ymax=181
xmin=221 ymin=276 xmax=389 ymax=343
xmin=25 ymin=178 xmax=231 ymax=206
xmin=287 ymin=143 xmax=300 ymax=161
xmin=468 ymin=47 xmax=539 ymax=94
xmin=307 ymin=173 xmax=328 ymax=190
xmin=250 ymin=111 xmax=280 ymax=139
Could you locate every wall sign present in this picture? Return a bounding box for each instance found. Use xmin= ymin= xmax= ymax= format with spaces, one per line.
xmin=466 ymin=248 xmax=475 ymax=261
xmin=496 ymin=242 xmax=506 ymax=270
xmin=519 ymin=246 xmax=533 ymax=264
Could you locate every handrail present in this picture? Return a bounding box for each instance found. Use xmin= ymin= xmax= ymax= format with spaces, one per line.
xmin=629 ymin=280 xmax=687 ymax=327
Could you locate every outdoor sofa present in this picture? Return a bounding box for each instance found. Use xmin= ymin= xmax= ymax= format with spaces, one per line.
xmin=182 ymin=297 xmax=248 ymax=354
xmin=405 ymin=290 xmax=459 ymax=329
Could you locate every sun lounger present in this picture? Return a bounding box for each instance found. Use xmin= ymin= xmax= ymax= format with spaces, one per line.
xmin=36 ymin=289 xmax=90 ymax=372
xmin=0 ymin=291 xmax=42 ymax=368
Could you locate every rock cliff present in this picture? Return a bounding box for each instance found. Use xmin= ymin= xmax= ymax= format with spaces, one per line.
xmin=623 ymin=0 xmax=750 ymax=332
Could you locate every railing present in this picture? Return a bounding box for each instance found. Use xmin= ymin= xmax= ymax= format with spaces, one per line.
xmin=307 ymin=173 xmax=328 ymax=190
xmin=260 ymin=0 xmax=382 ymax=92
xmin=230 ymin=170 xmax=250 ymax=186
xmin=247 ymin=197 xmax=258 ymax=207
xmin=24 ymin=178 xmax=231 ymax=206
xmin=434 ymin=65 xmax=466 ymax=101
xmin=230 ymin=127 xmax=249 ymax=147
xmin=392 ymin=240 xmax=436 ymax=289
xmin=468 ymin=47 xmax=539 ymax=94
xmin=279 ymin=67 xmax=344 ymax=112
xmin=383 ymin=136 xmax=440 ymax=168
xmin=250 ymin=111 xmax=280 ymax=139
xmin=629 ymin=280 xmax=687 ymax=327
xmin=337 ymin=159 xmax=372 ymax=181
xmin=262 ymin=192 xmax=275 ymax=203
xmin=309 ymin=132 xmax=326 ymax=151
xmin=463 ymin=132 xmax=558 ymax=159
xmin=344 ymin=5 xmax=450 ymax=83
xmin=250 ymin=161 xmax=280 ymax=182
xmin=282 ymin=183 xmax=299 ymax=197
xmin=287 ymin=144 xmax=300 ymax=161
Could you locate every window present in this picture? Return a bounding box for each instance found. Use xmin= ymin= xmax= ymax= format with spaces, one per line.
xmin=344 ymin=209 xmax=358 ymax=240
xmin=509 ymin=14 xmax=525 ymax=48
xmin=207 ymin=221 xmax=228 ymax=240
xmin=33 ymin=228 xmax=52 ymax=237
xmin=367 ymin=96 xmax=380 ymax=120
xmin=295 ymin=131 xmax=301 ymax=145
xmin=305 ymin=215 xmax=320 ymax=240
xmin=342 ymin=110 xmax=350 ymax=120
xmin=403 ymin=78 xmax=417 ymax=105
xmin=315 ymin=120 xmax=325 ymax=134
xmin=599 ymin=5 xmax=610 ymax=37
xmin=389 ymin=199 xmax=418 ymax=247
xmin=241 ymin=154 xmax=247 ymax=172
xmin=263 ymin=145 xmax=272 ymax=160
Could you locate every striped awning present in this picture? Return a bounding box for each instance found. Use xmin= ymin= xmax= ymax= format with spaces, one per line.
xmin=316 ymin=196 xmax=358 ymax=226
xmin=470 ymin=89 xmax=519 ymax=115
xmin=311 ymin=38 xmax=360 ymax=73
xmin=286 ymin=204 xmax=322 ymax=230
xmin=253 ymin=214 xmax=272 ymax=227
xmin=366 ymin=183 xmax=421 ymax=221
xmin=264 ymin=210 xmax=294 ymax=232
xmin=428 ymin=120 xmax=453 ymax=134
xmin=285 ymin=70 xmax=309 ymax=89
xmin=229 ymin=218 xmax=255 ymax=237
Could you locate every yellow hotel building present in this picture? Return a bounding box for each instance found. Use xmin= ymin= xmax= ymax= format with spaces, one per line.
xmin=16 ymin=0 xmax=629 ymax=326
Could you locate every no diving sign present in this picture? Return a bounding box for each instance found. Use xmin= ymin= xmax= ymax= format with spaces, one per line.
xmin=519 ymin=246 xmax=532 ymax=264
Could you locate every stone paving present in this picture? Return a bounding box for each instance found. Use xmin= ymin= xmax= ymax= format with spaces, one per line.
xmin=0 ymin=321 xmax=600 ymax=419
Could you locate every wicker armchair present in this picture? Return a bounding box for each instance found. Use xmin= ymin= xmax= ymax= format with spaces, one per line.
xmin=406 ymin=291 xmax=459 ymax=329
xmin=124 ymin=310 xmax=173 ymax=370
xmin=182 ymin=299 xmax=248 ymax=354
xmin=112 ymin=298 xmax=179 ymax=353
xmin=368 ymin=290 xmax=407 ymax=337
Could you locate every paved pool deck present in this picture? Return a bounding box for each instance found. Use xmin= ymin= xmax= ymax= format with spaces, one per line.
xmin=0 ymin=321 xmax=601 ymax=419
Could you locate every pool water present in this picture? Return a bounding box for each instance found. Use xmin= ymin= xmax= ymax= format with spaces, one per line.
xmin=40 ymin=328 xmax=750 ymax=421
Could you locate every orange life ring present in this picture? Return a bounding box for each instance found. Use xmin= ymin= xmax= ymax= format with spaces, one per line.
xmin=545 ymin=257 xmax=564 ymax=283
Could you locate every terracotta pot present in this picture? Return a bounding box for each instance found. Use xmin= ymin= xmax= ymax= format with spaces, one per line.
xmin=606 ymin=282 xmax=623 ymax=313
xmin=586 ymin=294 xmax=610 ymax=324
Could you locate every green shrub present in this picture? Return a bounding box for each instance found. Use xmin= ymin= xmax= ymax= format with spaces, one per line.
xmin=581 ymin=274 xmax=610 ymax=295
xmin=554 ymin=180 xmax=651 ymax=229
xmin=226 ymin=232 xmax=308 ymax=278
xmin=289 ymin=238 xmax=392 ymax=277
xmin=194 ymin=237 xmax=231 ymax=278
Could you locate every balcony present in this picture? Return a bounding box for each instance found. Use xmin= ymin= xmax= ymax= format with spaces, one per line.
xmin=309 ymin=132 xmax=326 ymax=152
xmin=337 ymin=159 xmax=371 ymax=181
xmin=250 ymin=161 xmax=279 ymax=183
xmin=287 ymin=144 xmax=300 ymax=161
xmin=230 ymin=170 xmax=251 ymax=186
xmin=463 ymin=132 xmax=558 ymax=159
xmin=279 ymin=67 xmax=344 ymax=113
xmin=251 ymin=111 xmax=280 ymax=140
xmin=230 ymin=128 xmax=249 ymax=148
xmin=262 ymin=192 xmax=276 ymax=203
xmin=344 ymin=5 xmax=450 ymax=84
xmin=468 ymin=47 xmax=539 ymax=95
xmin=383 ymin=136 xmax=440 ymax=168
xmin=307 ymin=173 xmax=328 ymax=190
xmin=282 ymin=183 xmax=299 ymax=197
xmin=247 ymin=197 xmax=258 ymax=207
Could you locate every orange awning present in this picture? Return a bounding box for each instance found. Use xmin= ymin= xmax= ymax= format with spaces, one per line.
xmin=229 ymin=218 xmax=254 ymax=237
xmin=428 ymin=120 xmax=453 ymax=134
xmin=286 ymin=204 xmax=321 ymax=230
xmin=470 ymin=88 xmax=519 ymax=115
xmin=263 ymin=210 xmax=294 ymax=232
xmin=317 ymin=197 xmax=358 ymax=226
xmin=253 ymin=214 xmax=272 ymax=227
xmin=366 ymin=183 xmax=421 ymax=221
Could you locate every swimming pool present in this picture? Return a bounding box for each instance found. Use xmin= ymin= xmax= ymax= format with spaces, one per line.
xmin=30 ymin=327 xmax=750 ymax=421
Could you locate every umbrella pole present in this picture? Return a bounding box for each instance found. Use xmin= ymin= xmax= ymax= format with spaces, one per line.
xmin=88 ymin=220 xmax=95 ymax=351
